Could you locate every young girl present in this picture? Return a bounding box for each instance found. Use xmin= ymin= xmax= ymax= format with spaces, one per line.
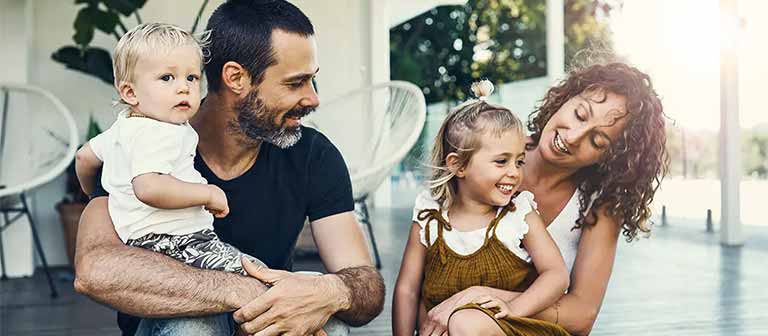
xmin=393 ymin=80 xmax=571 ymax=336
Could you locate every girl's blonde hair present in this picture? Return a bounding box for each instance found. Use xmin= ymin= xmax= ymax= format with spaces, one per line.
xmin=428 ymin=80 xmax=524 ymax=208
xmin=113 ymin=23 xmax=210 ymax=89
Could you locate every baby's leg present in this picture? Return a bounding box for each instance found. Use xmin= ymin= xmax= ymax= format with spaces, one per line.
xmin=177 ymin=230 xmax=269 ymax=272
xmin=448 ymin=308 xmax=506 ymax=336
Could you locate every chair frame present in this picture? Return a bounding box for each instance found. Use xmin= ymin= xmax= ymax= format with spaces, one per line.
xmin=320 ymin=81 xmax=426 ymax=269
xmin=0 ymin=83 xmax=79 ymax=298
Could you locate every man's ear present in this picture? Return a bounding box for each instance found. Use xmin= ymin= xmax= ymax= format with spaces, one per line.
xmin=221 ymin=61 xmax=251 ymax=95
xmin=117 ymin=82 xmax=138 ymax=106
xmin=445 ymin=152 xmax=465 ymax=178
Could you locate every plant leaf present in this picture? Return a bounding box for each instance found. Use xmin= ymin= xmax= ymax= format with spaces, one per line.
xmin=73 ymin=7 xmax=96 ymax=47
xmin=101 ymin=0 xmax=147 ymax=16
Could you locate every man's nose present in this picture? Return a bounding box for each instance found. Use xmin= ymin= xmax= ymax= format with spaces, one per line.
xmin=300 ymin=81 xmax=320 ymax=108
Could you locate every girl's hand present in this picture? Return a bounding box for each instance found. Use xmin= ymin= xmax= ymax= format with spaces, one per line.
xmin=474 ymin=295 xmax=514 ymax=319
xmin=421 ymin=286 xmax=489 ymax=334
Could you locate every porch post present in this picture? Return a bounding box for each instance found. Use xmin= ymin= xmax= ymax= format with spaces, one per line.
xmin=719 ymin=0 xmax=743 ymax=246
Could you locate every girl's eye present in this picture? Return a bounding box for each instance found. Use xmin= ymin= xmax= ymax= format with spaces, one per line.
xmin=160 ymin=74 xmax=174 ymax=81
xmin=187 ymin=74 xmax=199 ymax=82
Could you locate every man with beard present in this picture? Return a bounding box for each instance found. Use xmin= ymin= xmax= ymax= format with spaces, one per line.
xmin=73 ymin=1 xmax=385 ymax=335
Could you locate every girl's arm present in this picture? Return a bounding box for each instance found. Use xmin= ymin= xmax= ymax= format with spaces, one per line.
xmin=527 ymin=205 xmax=620 ymax=335
xmin=504 ymin=211 xmax=570 ymax=317
xmin=75 ymin=143 xmax=103 ymax=196
xmin=392 ymin=222 xmax=427 ymax=336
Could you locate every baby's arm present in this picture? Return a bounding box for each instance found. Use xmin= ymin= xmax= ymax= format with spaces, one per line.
xmin=505 ymin=211 xmax=570 ymax=318
xmin=392 ymin=222 xmax=427 ymax=336
xmin=132 ymin=174 xmax=229 ymax=218
xmin=75 ymin=143 xmax=103 ymax=196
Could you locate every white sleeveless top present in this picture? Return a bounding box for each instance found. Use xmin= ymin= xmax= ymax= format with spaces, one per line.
xmin=411 ymin=190 xmax=538 ymax=262
xmin=543 ymin=190 xmax=582 ymax=274
xmin=411 ymin=190 xmax=583 ymax=274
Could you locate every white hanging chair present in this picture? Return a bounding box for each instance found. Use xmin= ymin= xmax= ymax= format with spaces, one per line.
xmin=306 ymin=80 xmax=426 ymax=268
xmin=0 ymin=83 xmax=79 ymax=297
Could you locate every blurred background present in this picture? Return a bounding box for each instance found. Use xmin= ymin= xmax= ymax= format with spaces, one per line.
xmin=1 ymin=0 xmax=766 ymax=335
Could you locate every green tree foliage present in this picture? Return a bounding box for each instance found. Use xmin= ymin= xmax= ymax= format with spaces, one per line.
xmin=390 ymin=0 xmax=616 ymax=104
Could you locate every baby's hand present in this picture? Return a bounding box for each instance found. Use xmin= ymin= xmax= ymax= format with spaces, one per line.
xmin=474 ymin=295 xmax=513 ymax=319
xmin=206 ymin=185 xmax=229 ymax=218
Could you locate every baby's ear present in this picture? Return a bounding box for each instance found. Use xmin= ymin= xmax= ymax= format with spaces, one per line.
xmin=117 ymin=82 xmax=138 ymax=106
xmin=445 ymin=152 xmax=465 ymax=178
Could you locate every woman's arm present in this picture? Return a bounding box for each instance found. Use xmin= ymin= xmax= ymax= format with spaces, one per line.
xmin=529 ymin=206 xmax=621 ymax=335
xmin=393 ymin=222 xmax=427 ymax=336
xmin=74 ymin=197 xmax=266 ymax=317
xmin=505 ymin=211 xmax=570 ymax=317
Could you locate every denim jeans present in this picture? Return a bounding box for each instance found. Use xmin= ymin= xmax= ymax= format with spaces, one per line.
xmin=135 ymin=314 xmax=236 ymax=336
xmin=135 ymin=314 xmax=350 ymax=336
xmin=134 ymin=272 xmax=350 ymax=336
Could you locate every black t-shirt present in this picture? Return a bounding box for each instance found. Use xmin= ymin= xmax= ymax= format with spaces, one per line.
xmin=112 ymin=126 xmax=354 ymax=335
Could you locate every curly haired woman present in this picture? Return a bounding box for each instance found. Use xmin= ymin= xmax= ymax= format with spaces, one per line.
xmin=415 ymin=62 xmax=669 ymax=336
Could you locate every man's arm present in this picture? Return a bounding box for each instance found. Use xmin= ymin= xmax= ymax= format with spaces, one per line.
xmin=311 ymin=211 xmax=385 ymax=326
xmin=74 ymin=197 xmax=266 ymax=317
xmin=233 ymin=212 xmax=384 ymax=334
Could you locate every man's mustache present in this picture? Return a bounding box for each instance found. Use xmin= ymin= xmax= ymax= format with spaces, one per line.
xmin=284 ymin=106 xmax=315 ymax=119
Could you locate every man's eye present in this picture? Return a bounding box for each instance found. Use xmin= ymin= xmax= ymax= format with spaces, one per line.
xmin=161 ymin=74 xmax=174 ymax=81
xmin=288 ymin=81 xmax=303 ymax=88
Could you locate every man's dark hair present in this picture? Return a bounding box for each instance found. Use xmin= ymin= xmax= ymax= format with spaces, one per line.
xmin=204 ymin=0 xmax=315 ymax=92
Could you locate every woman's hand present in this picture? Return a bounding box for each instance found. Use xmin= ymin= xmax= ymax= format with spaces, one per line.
xmin=420 ymin=286 xmax=490 ymax=335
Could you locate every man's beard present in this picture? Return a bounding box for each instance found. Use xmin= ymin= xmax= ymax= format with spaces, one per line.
xmin=232 ymin=90 xmax=315 ymax=149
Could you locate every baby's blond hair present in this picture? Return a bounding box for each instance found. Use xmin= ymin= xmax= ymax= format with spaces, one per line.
xmin=113 ymin=23 xmax=209 ymax=88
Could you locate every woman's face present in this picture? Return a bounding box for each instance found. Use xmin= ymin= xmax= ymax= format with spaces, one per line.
xmin=537 ymin=89 xmax=628 ymax=169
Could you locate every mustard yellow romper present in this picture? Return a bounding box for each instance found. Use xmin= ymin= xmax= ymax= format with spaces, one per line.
xmin=417 ymin=204 xmax=570 ymax=336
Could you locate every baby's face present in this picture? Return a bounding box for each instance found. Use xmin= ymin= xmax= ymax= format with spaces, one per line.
xmin=129 ymin=45 xmax=202 ymax=124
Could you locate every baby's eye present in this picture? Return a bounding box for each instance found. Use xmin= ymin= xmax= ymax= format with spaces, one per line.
xmin=187 ymin=74 xmax=199 ymax=82
xmin=160 ymin=74 xmax=174 ymax=81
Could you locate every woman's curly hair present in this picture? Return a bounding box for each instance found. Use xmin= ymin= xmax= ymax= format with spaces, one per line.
xmin=527 ymin=63 xmax=669 ymax=242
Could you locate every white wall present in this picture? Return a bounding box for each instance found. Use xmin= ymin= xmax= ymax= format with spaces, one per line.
xmin=2 ymin=0 xmax=394 ymax=267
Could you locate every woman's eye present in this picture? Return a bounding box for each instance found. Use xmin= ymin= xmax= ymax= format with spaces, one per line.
xmin=574 ymin=108 xmax=585 ymax=121
xmin=591 ymin=136 xmax=608 ymax=149
xmin=160 ymin=74 xmax=174 ymax=81
xmin=495 ymin=159 xmax=507 ymax=164
xmin=516 ymin=160 xmax=526 ymax=167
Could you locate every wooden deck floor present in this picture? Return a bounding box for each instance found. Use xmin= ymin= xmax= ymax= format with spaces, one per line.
xmin=2 ymin=206 xmax=768 ymax=335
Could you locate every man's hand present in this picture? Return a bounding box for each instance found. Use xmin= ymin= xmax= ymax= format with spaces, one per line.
xmin=233 ymin=259 xmax=346 ymax=335
xmin=205 ymin=184 xmax=229 ymax=218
